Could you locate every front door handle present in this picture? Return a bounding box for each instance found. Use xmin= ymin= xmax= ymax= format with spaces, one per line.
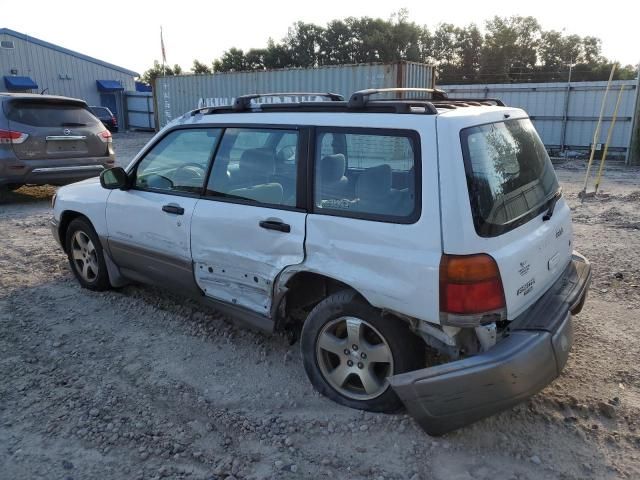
xmin=259 ymin=220 xmax=291 ymax=233
xmin=162 ymin=204 xmax=184 ymax=215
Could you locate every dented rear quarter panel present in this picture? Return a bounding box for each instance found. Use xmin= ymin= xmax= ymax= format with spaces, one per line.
xmin=303 ymin=118 xmax=442 ymax=325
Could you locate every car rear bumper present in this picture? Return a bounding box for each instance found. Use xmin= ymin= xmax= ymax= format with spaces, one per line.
xmin=0 ymin=155 xmax=114 ymax=186
xmin=389 ymin=251 xmax=591 ymax=436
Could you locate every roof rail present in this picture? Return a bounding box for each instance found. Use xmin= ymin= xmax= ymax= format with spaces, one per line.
xmin=233 ymin=92 xmax=343 ymax=111
xmin=444 ymin=97 xmax=505 ymax=107
xmin=348 ymin=88 xmax=448 ymax=108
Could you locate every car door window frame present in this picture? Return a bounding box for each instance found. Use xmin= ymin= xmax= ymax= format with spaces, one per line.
xmin=309 ymin=126 xmax=422 ymax=224
xmin=128 ymin=125 xmax=223 ymax=199
xmin=201 ymin=124 xmax=310 ymax=213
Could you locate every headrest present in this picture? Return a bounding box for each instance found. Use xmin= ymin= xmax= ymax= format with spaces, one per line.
xmin=355 ymin=164 xmax=392 ymax=200
xmin=320 ymin=154 xmax=346 ymax=184
xmin=238 ymin=148 xmax=275 ymax=177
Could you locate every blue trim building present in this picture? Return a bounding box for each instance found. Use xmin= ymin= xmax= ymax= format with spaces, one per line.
xmin=0 ymin=28 xmax=139 ymax=122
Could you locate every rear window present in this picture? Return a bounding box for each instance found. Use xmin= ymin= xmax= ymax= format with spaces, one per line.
xmin=6 ymin=101 xmax=101 ymax=127
xmin=461 ymin=118 xmax=559 ymax=237
xmin=91 ymin=107 xmax=110 ymax=117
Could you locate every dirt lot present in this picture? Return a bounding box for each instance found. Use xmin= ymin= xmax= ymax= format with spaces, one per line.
xmin=1 ymin=133 xmax=639 ymax=480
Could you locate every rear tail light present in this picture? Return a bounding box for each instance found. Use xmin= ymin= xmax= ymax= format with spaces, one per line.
xmin=439 ymin=253 xmax=506 ymax=327
xmin=0 ymin=128 xmax=29 ymax=144
xmin=112 ymin=116 xmax=118 ymax=126
xmin=99 ymin=130 xmax=112 ymax=143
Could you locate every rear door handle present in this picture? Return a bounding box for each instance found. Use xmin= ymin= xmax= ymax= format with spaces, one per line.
xmin=259 ymin=220 xmax=291 ymax=233
xmin=162 ymin=204 xmax=184 ymax=215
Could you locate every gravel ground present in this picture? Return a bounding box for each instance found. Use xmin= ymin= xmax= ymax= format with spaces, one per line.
xmin=0 ymin=133 xmax=639 ymax=480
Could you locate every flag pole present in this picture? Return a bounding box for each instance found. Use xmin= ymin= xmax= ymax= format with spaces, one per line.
xmin=160 ymin=26 xmax=166 ymax=76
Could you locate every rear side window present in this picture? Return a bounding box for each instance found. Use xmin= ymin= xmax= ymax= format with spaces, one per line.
xmin=7 ymin=101 xmax=101 ymax=127
xmin=314 ymin=129 xmax=419 ymax=223
xmin=461 ymin=118 xmax=559 ymax=237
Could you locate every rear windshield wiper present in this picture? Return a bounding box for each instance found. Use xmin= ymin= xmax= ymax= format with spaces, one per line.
xmin=542 ymin=189 xmax=562 ymax=221
xmin=61 ymin=122 xmax=87 ymax=126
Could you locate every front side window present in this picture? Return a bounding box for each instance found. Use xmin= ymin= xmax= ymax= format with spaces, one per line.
xmin=135 ymin=128 xmax=221 ymax=194
xmin=461 ymin=118 xmax=559 ymax=237
xmin=314 ymin=129 xmax=419 ymax=222
xmin=206 ymin=128 xmax=299 ymax=207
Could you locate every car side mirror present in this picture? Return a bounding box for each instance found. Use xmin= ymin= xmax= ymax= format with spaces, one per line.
xmin=100 ymin=167 xmax=129 ymax=190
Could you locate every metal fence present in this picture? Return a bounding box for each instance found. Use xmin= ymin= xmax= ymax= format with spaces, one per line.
xmin=125 ymin=91 xmax=155 ymax=130
xmin=441 ymin=80 xmax=639 ymax=162
xmin=154 ymin=62 xmax=434 ymax=128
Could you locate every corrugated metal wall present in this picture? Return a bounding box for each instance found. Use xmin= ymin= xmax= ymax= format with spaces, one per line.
xmin=0 ymin=31 xmax=136 ymax=119
xmin=441 ymin=80 xmax=639 ymax=161
xmin=125 ymin=92 xmax=155 ymax=130
xmin=154 ymin=62 xmax=434 ymax=128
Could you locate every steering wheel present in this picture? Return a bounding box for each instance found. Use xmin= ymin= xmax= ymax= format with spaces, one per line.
xmin=174 ymin=162 xmax=206 ymax=178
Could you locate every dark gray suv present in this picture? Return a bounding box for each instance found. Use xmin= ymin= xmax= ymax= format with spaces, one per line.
xmin=0 ymin=93 xmax=115 ymax=194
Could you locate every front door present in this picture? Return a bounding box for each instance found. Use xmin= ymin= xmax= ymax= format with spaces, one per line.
xmin=106 ymin=127 xmax=222 ymax=292
xmin=190 ymin=127 xmax=307 ymax=316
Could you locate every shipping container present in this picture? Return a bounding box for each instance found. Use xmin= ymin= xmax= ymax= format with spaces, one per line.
xmin=441 ymin=80 xmax=639 ymax=163
xmin=154 ymin=62 xmax=434 ymax=128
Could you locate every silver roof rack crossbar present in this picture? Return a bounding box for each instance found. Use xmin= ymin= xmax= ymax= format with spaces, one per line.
xmin=348 ymin=88 xmax=448 ymax=108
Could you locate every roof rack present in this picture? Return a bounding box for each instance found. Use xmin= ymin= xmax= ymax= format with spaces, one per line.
xmin=443 ymin=97 xmax=505 ymax=107
xmin=192 ymin=92 xmax=344 ymax=116
xmin=187 ymin=89 xmax=507 ymax=117
xmin=347 ymin=88 xmax=448 ymax=108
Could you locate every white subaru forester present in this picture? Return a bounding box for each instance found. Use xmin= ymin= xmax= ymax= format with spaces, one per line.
xmin=51 ymin=89 xmax=591 ymax=435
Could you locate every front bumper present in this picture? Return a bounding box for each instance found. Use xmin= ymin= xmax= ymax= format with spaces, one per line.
xmin=390 ymin=252 xmax=591 ymax=436
xmin=51 ymin=218 xmax=62 ymax=248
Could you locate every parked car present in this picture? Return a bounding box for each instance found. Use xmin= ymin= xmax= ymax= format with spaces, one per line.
xmin=90 ymin=106 xmax=118 ymax=132
xmin=0 ymin=93 xmax=115 ymax=194
xmin=50 ymin=89 xmax=591 ymax=435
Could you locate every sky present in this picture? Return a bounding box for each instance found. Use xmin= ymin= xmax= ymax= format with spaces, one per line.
xmin=2 ymin=0 xmax=638 ymax=76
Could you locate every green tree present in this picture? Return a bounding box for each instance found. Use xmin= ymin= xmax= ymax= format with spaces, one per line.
xmin=191 ymin=59 xmax=211 ymax=74
xmin=140 ymin=60 xmax=181 ymax=84
xmin=284 ymin=22 xmax=324 ymax=67
xmin=481 ymin=16 xmax=541 ymax=82
xmin=213 ymin=47 xmax=247 ymax=72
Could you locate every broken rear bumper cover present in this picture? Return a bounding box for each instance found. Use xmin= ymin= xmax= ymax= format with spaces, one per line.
xmin=389 ymin=251 xmax=591 ymax=436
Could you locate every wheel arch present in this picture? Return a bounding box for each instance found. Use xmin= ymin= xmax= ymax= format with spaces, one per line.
xmin=272 ymin=269 xmax=371 ymax=331
xmin=58 ymin=210 xmax=92 ymax=253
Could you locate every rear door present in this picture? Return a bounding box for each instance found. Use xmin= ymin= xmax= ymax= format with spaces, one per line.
xmin=438 ymin=111 xmax=573 ymax=319
xmin=6 ymin=99 xmax=109 ymax=160
xmin=190 ymin=126 xmax=307 ymax=316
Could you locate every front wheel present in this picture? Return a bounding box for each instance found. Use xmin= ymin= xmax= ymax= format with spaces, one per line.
xmin=65 ymin=218 xmax=111 ymax=291
xmin=300 ymin=290 xmax=424 ymax=413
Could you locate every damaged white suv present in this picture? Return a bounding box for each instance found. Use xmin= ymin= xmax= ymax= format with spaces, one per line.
xmin=51 ymin=89 xmax=591 ymax=435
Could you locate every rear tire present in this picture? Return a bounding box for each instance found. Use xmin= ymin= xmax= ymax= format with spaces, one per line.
xmin=65 ymin=218 xmax=111 ymax=291
xmin=300 ymin=289 xmax=424 ymax=413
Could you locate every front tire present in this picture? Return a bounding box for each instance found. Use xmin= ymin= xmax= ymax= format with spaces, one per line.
xmin=65 ymin=218 xmax=110 ymax=291
xmin=300 ymin=290 xmax=424 ymax=413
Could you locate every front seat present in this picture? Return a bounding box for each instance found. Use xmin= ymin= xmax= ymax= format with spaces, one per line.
xmin=230 ymin=148 xmax=276 ymax=189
